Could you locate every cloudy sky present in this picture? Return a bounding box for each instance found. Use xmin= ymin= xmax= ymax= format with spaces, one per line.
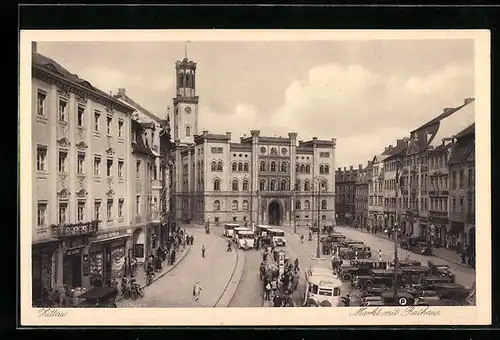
xmin=36 ymin=39 xmax=474 ymax=167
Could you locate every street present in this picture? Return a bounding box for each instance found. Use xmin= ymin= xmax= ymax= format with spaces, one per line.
xmin=116 ymin=225 xmax=237 ymax=308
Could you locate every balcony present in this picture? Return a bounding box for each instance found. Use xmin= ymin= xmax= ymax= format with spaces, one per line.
xmin=429 ymin=210 xmax=448 ymax=218
xmin=51 ymin=220 xmax=99 ymax=238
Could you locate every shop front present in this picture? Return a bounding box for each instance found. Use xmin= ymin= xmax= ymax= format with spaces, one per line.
xmin=448 ymin=222 xmax=465 ymax=251
xmin=88 ymin=228 xmax=132 ymax=285
xmin=31 ymin=239 xmax=59 ymax=306
xmin=132 ymin=227 xmax=147 ymax=264
xmin=148 ymin=222 xmax=161 ymax=254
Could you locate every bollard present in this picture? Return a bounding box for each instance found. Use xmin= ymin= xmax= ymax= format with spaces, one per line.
xmin=379 ymin=249 xmax=382 ymax=261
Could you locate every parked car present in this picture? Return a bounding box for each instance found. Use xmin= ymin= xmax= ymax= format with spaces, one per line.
xmin=428 ymin=261 xmax=456 ymax=281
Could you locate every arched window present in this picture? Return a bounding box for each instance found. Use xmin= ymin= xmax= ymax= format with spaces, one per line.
xmin=304 ymin=180 xmax=310 ymax=191
xmin=213 ymin=200 xmax=220 ymax=211
xmin=238 ymin=162 xmax=243 ymax=172
xmin=295 ymin=200 xmax=301 ymax=210
xmin=260 ymin=179 xmax=266 ymax=191
xmin=271 ymin=147 xmax=277 ymax=155
xmin=232 ymin=179 xmax=239 ymax=191
xmin=324 ymin=165 xmax=330 ymax=174
xmin=211 ymin=161 xmax=217 ymax=171
xmin=320 ymin=165 xmax=324 ymax=174
xmin=232 ymin=162 xmax=237 ymax=171
xmin=321 ymin=180 xmax=328 ymax=191
xmin=217 ymin=162 xmax=223 ymax=171
xmin=296 ymin=163 xmax=300 ymax=172
xmin=185 ymin=125 xmax=191 ymax=137
xmin=321 ymin=199 xmax=327 ymax=210
xmin=243 ymin=162 xmax=249 ymax=172
xmin=270 ymin=161 xmax=276 ymax=172
xmin=260 ymin=161 xmax=266 ymax=171
xmin=232 ymin=200 xmax=239 ymax=211
xmin=213 ymin=179 xmax=220 ymax=191
xmin=300 ymin=164 xmax=305 ymax=173
xmin=304 ymin=200 xmax=310 ymax=210
xmin=295 ymin=180 xmax=301 ymax=191
xmin=280 ymin=180 xmax=288 ymax=191
xmin=242 ymin=200 xmax=249 ymax=211
xmin=242 ymin=180 xmax=249 ymax=191
xmin=270 ymin=180 xmax=277 ymax=191
xmin=281 ymin=162 xmax=287 ymax=172
xmin=305 ymin=164 xmax=311 ymax=173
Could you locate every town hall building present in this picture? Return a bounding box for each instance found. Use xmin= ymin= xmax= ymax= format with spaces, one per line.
xmin=171 ymin=56 xmax=337 ymax=227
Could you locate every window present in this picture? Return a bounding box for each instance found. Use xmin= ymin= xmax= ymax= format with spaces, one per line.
xmin=136 ymin=196 xmax=140 ymax=214
xmin=58 ymin=99 xmax=67 ymax=122
xmin=58 ymin=202 xmax=68 ymax=223
xmin=304 ymin=200 xmax=310 ymax=210
xmin=211 ymin=161 xmax=217 ymax=171
xmin=320 ymin=165 xmax=324 ymax=174
xmin=77 ymin=202 xmax=85 ymax=221
xmin=459 ymin=197 xmax=464 ymax=212
xmin=242 ymin=200 xmax=249 ymax=211
xmin=58 ymin=151 xmax=67 ymax=172
xmin=106 ymin=117 xmax=112 ymax=134
xmin=452 ymin=198 xmax=456 ymax=212
xmin=37 ymin=203 xmax=47 ymax=226
xmin=107 ymin=159 xmax=113 ymax=176
xmin=153 ymin=165 xmax=157 ymax=180
xmin=118 ymin=120 xmax=123 ymax=137
xmin=36 ymin=146 xmax=47 ymax=171
xmin=270 ymin=147 xmax=277 ymax=155
xmin=77 ymin=106 xmax=85 ymax=127
xmin=118 ymin=160 xmax=124 ymax=178
xmin=213 ymin=179 xmax=220 ymax=191
xmin=300 ymin=164 xmax=305 ymax=173
xmin=77 ymin=153 xmax=85 ymax=174
xmin=94 ymin=200 xmax=101 ymax=220
xmin=270 ymin=161 xmax=276 ymax=172
xmin=232 ymin=180 xmax=239 ymax=191
xmin=459 ymin=170 xmax=464 ymax=188
xmin=260 ymin=179 xmax=266 ymax=191
xmin=260 ymin=147 xmax=266 ymax=154
xmin=238 ymin=163 xmax=243 ymax=172
xmin=321 ymin=200 xmax=327 ymax=210
xmin=243 ymin=163 xmax=249 ymax=172
xmin=213 ymin=200 xmax=220 ymax=211
xmin=37 ymin=91 xmax=46 ymax=116
xmin=295 ymin=200 xmax=301 ymax=210
xmin=270 ymin=180 xmax=277 ymax=191
xmin=321 ymin=181 xmax=328 ymax=191
xmin=232 ymin=200 xmax=239 ymax=211
xmin=94 ymin=156 xmax=101 ymax=176
xmin=295 ymin=180 xmax=301 ymax=191
xmin=468 ymin=168 xmax=474 ymax=187
xmin=296 ymin=164 xmax=300 ymax=173
xmin=186 ymin=125 xmax=191 ymax=137
xmin=132 ymin=131 xmax=137 ymax=143
xmin=136 ymin=160 xmax=141 ymax=178
xmin=94 ymin=111 xmax=100 ymax=131
xmin=260 ymin=161 xmax=266 ymax=171
xmin=280 ymin=180 xmax=288 ymax=191
xmin=232 ymin=162 xmax=237 ymax=171
xmin=305 ymin=164 xmax=311 ymax=173
xmin=324 ymin=165 xmax=330 ymax=174
xmin=217 ymin=162 xmax=223 ymax=171
xmin=107 ymin=199 xmax=113 ymax=220
xmin=118 ymin=199 xmax=124 ymax=218
xmin=243 ymin=180 xmax=249 ymax=191
xmin=304 ymin=181 xmax=310 ymax=191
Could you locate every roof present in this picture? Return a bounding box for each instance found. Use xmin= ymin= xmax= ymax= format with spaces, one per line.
xmin=114 ymin=91 xmax=161 ymax=122
xmin=448 ymin=137 xmax=475 ymax=165
xmin=455 ymin=123 xmax=475 ymax=138
xmin=32 ymin=52 xmax=134 ymax=114
xmin=306 ymin=275 xmax=342 ymax=287
xmin=131 ymin=120 xmax=155 ymax=157
xmin=428 ymin=142 xmax=453 ymax=154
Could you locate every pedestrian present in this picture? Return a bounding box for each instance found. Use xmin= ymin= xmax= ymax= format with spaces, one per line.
xmin=191 ymin=235 xmax=195 ymax=245
xmin=201 ymin=245 xmax=206 ymax=258
xmin=273 ymin=293 xmax=282 ymax=307
xmin=193 ymin=281 xmax=203 ymax=305
xmin=264 ymin=280 xmax=271 ymax=301
xmin=263 ymin=251 xmax=268 ymax=263
xmin=227 ymin=241 xmax=232 ymax=252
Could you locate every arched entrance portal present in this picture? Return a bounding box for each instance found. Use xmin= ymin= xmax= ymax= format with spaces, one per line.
xmin=268 ymin=201 xmax=282 ymax=226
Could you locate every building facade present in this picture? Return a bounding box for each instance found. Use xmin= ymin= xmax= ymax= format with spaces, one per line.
xmin=448 ymin=123 xmax=475 ymax=256
xmin=355 ymin=162 xmax=370 ymax=229
xmin=170 ymin=56 xmax=337 ymax=228
xmin=335 ymin=166 xmax=359 ymax=226
xmin=367 ymin=154 xmax=388 ymax=232
xmin=31 ymin=44 xmax=135 ymax=304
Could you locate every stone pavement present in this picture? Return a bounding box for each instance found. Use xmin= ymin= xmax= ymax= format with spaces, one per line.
xmin=116 ymin=224 xmax=239 ymax=308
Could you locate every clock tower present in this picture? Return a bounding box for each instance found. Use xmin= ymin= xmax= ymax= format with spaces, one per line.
xmin=173 ymin=57 xmax=199 ymax=145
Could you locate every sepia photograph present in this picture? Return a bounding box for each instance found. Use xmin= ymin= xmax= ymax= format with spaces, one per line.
xmin=19 ymin=30 xmax=490 ymax=326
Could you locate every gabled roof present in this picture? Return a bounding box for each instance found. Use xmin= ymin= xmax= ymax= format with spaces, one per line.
xmin=114 ymin=91 xmax=161 ymax=122
xmin=455 ymin=123 xmax=475 ymax=139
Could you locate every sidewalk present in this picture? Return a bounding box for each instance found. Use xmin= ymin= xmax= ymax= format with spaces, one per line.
xmin=339 ymin=225 xmax=473 ymax=268
xmin=116 ymin=224 xmax=239 ymax=308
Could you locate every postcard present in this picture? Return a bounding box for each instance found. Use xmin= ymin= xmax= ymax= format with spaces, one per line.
xmin=19 ymin=29 xmax=491 ymax=326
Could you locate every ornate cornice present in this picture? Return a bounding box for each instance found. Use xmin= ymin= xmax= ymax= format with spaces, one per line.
xmin=76 ymin=189 xmax=88 ymax=198
xmin=57 ymin=137 xmax=71 ymax=148
xmin=57 ymin=87 xmax=70 ymax=98
xmin=75 ymin=141 xmax=88 ymax=150
xmin=106 ymin=189 xmax=115 ymax=197
xmin=57 ymin=188 xmax=70 ymax=199
xmin=105 ymin=147 xmax=115 ymax=156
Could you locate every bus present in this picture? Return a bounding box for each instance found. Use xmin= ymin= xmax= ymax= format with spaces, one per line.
xmin=232 ymin=227 xmax=250 ymax=243
xmin=268 ymin=228 xmax=286 ymax=247
xmin=303 ymin=267 xmax=342 ymax=307
xmin=234 ymin=230 xmax=255 ymax=250
xmin=223 ymin=223 xmax=240 ymax=238
xmin=255 ymin=225 xmax=273 ymax=237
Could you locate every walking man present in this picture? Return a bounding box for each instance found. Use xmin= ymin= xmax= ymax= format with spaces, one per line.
xmin=193 ymin=281 xmax=203 ymax=306
xmin=201 ymin=245 xmax=206 ymax=258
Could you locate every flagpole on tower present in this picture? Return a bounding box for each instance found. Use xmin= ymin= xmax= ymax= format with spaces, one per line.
xmin=184 ymin=40 xmax=191 ymax=59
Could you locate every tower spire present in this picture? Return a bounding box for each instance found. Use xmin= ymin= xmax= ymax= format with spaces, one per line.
xmin=184 ymin=40 xmax=191 ymax=59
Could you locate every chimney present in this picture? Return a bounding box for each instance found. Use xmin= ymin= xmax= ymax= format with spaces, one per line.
xmin=338 ymin=167 xmax=341 ymax=172
xmin=359 ymin=164 xmax=362 ymax=170
xmin=464 ymin=97 xmax=474 ymax=105
xmin=32 ymin=42 xmax=37 ymax=53
xmin=312 ymin=137 xmax=318 ymax=141
xmin=202 ymin=130 xmax=208 ymax=135
xmin=226 ymin=132 xmax=232 ymax=138
xmin=350 ymin=166 xmax=353 ymax=171
xmin=384 ymin=147 xmax=388 ymax=153
xmin=343 ymin=167 xmax=346 ymax=171
xmin=117 ymin=88 xmax=126 ymax=97
xmin=298 ymin=140 xmax=303 ymax=144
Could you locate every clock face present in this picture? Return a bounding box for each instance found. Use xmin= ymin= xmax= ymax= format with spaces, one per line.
xmin=185 ymin=106 xmax=192 ymax=114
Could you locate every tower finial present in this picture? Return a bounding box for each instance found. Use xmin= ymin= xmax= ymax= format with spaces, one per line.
xmin=184 ymin=40 xmax=191 ymax=59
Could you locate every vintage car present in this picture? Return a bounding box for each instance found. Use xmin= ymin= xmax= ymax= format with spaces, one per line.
xmin=399 ymin=236 xmax=426 ymax=249
xmin=77 ymin=287 xmax=118 ymax=308
xmin=411 ymin=241 xmax=433 ymax=255
xmin=392 ymin=259 xmax=422 ymax=268
xmin=430 ymin=283 xmax=470 ymax=300
xmin=354 ymin=269 xmax=402 ymax=290
xmin=415 ymin=293 xmax=447 ymax=306
xmin=428 ymin=261 xmax=456 ymax=281
xmin=337 ymin=247 xmax=358 ymax=260
xmin=340 ymin=238 xmax=365 ymax=247
xmin=400 ymin=266 xmax=431 ymax=284
xmin=349 ymin=244 xmax=372 ymax=259
xmin=420 ymin=276 xmax=455 ymax=288
xmin=340 ymin=259 xmax=388 ymax=281
xmin=380 ymin=290 xmax=416 ymax=306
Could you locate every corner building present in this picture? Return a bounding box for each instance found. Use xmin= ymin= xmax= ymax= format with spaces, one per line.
xmin=171 ymin=56 xmax=336 ymax=227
